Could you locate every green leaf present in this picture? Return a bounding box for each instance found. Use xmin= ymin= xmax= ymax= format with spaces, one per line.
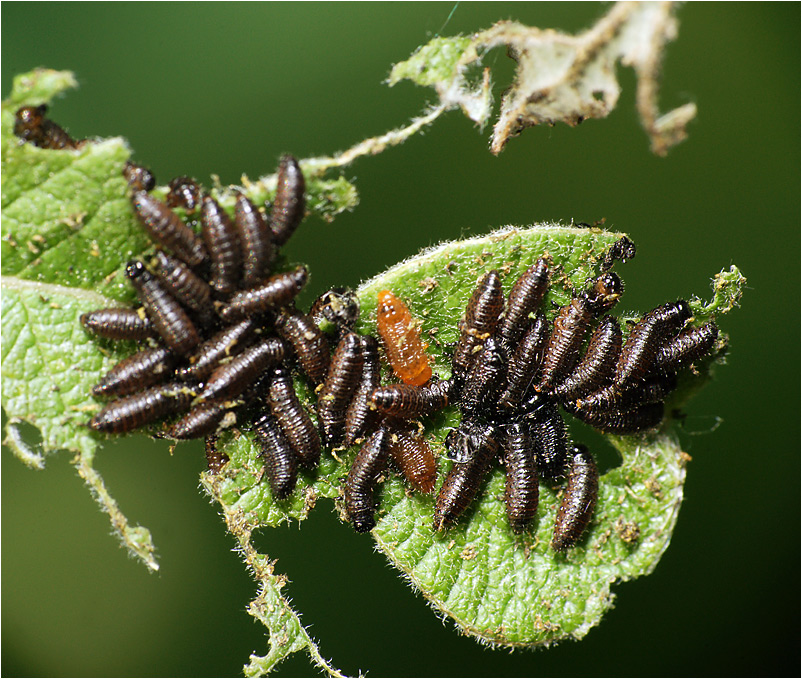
xmin=2 ymin=67 xmax=745 ymax=672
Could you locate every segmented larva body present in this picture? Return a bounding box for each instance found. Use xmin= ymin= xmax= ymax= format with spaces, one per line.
xmin=370 ymin=380 xmax=451 ymax=419
xmin=613 ymin=300 xmax=691 ymax=387
xmin=200 ymin=195 xmax=242 ymax=295
xmin=344 ymin=335 xmax=381 ymax=446
xmin=151 ymin=251 xmax=214 ymax=318
xmin=451 ymin=270 xmax=504 ymax=382
xmin=123 ymin=162 xmax=156 ymax=192
xmin=526 ymin=401 xmax=568 ymax=479
xmin=501 ymin=422 xmax=539 ymax=534
xmin=166 ymin=176 xmax=201 ymax=213
xmin=252 ymin=412 xmax=297 ymax=500
xmin=551 ymin=445 xmax=599 ymax=551
xmin=200 ymin=337 xmax=286 ymax=402
xmin=653 ymin=322 xmax=719 ymax=374
xmin=498 ymin=311 xmax=549 ymax=411
xmin=126 ymin=260 xmax=201 ymax=355
xmin=274 ymin=308 xmax=330 ymax=386
xmin=176 ymin=319 xmax=257 ymax=382
xmin=568 ymin=400 xmax=664 ymax=434
xmin=499 ymin=258 xmax=549 ymax=350
xmin=344 ymin=426 xmax=391 ymax=533
xmin=376 ymin=290 xmax=432 ymax=387
xmin=387 ymin=423 xmax=438 ymax=494
xmin=459 ymin=336 xmax=506 ymax=416
xmin=204 ymin=434 xmax=229 ymax=474
xmin=317 ymin=332 xmax=364 ymax=447
xmin=551 ymin=314 xmax=622 ymax=400
xmin=269 ymin=155 xmax=306 ymax=247
xmin=88 ymin=381 xmax=198 ymax=434
xmin=166 ymin=400 xmax=234 ymax=440
xmin=130 ymin=192 xmax=207 ymax=267
xmin=14 ymin=104 xmax=83 ymax=150
xmin=220 ymin=266 xmax=309 ymax=322
xmin=234 ymin=193 xmax=276 ymax=288
xmin=267 ymin=365 xmax=321 ymax=468
xmin=92 ymin=346 xmax=175 ymax=398
xmin=80 ymin=307 xmax=155 ymax=341
xmin=433 ymin=420 xmax=498 ymax=532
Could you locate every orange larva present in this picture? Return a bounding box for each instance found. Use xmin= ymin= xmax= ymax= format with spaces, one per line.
xmin=376 ymin=290 xmax=432 ymax=387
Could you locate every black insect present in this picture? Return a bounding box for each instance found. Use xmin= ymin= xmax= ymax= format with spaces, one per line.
xmin=220 ymin=266 xmax=308 ymax=322
xmin=165 ymin=400 xmax=237 ymax=440
xmin=200 ymin=195 xmax=243 ymax=295
xmin=199 ymin=337 xmax=286 ymax=402
xmin=204 ymin=434 xmax=229 ymax=474
xmin=252 ymin=411 xmax=297 ymax=499
xmin=88 ymin=381 xmax=199 ymax=434
xmin=266 ymin=364 xmax=322 ymax=469
xmin=309 ymin=287 xmax=360 ymax=335
xmin=234 ymin=192 xmax=276 ymax=288
xmin=551 ymin=445 xmax=599 ymax=551
xmin=126 ymin=260 xmax=201 ymax=356
xmin=317 ymin=332 xmax=364 ymax=447
xmin=176 ymin=319 xmax=257 ymax=382
xmin=166 ymin=176 xmax=202 ymax=213
xmin=386 ymin=420 xmax=438 ymax=495
xmin=80 ymin=307 xmax=155 ymax=341
xmin=14 ymin=104 xmax=84 ymax=150
xmin=344 ymin=426 xmax=392 ymax=533
xmin=274 ymin=307 xmax=330 ymax=387
xmin=92 ymin=346 xmax=175 ymax=398
xmin=343 ymin=335 xmax=381 ymax=446
xmin=150 ymin=251 xmax=214 ymax=321
xmin=123 ymin=162 xmax=156 ymax=192
xmin=269 ymin=155 xmax=306 ymax=246
xmin=131 ymin=191 xmax=208 ymax=267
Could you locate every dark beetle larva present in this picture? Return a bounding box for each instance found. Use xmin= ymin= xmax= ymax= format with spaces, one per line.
xmin=613 ymin=300 xmax=692 ymax=387
xmin=344 ymin=335 xmax=381 ymax=446
xmin=459 ymin=336 xmax=506 ymax=416
xmin=551 ymin=444 xmax=599 ymax=551
xmin=538 ymin=273 xmax=623 ymax=392
xmin=220 ymin=266 xmax=309 ymax=322
xmin=267 ymin=365 xmax=321 ymax=468
xmin=205 ymin=434 xmax=229 ymax=474
xmin=200 ymin=337 xmax=286 ymax=402
xmin=568 ymin=400 xmax=664 ymax=434
xmin=387 ymin=423 xmax=437 ymax=494
xmin=451 ymin=270 xmax=504 ymax=382
xmin=370 ymin=379 xmax=451 ymax=419
xmin=499 ymin=258 xmax=549 ymax=350
xmin=502 ymin=422 xmax=539 ymax=534
xmin=14 ymin=104 xmax=83 ymax=150
xmin=252 ymin=412 xmax=297 ymax=499
xmin=274 ymin=308 xmax=330 ymax=386
xmin=433 ymin=420 xmax=498 ymax=531
xmin=317 ymin=332 xmax=364 ymax=447
xmin=88 ymin=381 xmax=198 ymax=434
xmin=344 ymin=426 xmax=391 ymax=533
xmin=92 ymin=345 xmax=175 ymax=398
xmin=176 ymin=319 xmax=257 ymax=382
xmin=309 ymin=287 xmax=360 ymax=333
xmin=80 ymin=307 xmax=155 ymax=341
xmin=165 ymin=400 xmax=235 ymax=440
xmin=498 ymin=311 xmax=550 ymax=411
xmin=123 ymin=162 xmax=156 ymax=192
xmin=200 ymin=195 xmax=242 ymax=295
xmin=653 ymin=321 xmax=719 ymax=374
xmin=130 ymin=192 xmax=207 ymax=267
xmin=234 ymin=192 xmax=276 ymax=288
xmin=166 ymin=176 xmax=201 ymax=213
xmin=551 ymin=314 xmax=622 ymax=400
xmin=151 ymin=251 xmax=214 ymax=318
xmin=269 ymin=154 xmax=306 ymax=247
xmin=527 ymin=400 xmax=568 ymax=479
xmin=601 ymin=236 xmax=637 ymax=271
xmin=126 ymin=260 xmax=201 ymax=355
xmin=376 ymin=290 xmax=432 ymax=387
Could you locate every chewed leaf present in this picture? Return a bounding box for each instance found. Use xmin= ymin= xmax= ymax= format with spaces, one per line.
xmin=390 ymin=3 xmax=696 ymax=155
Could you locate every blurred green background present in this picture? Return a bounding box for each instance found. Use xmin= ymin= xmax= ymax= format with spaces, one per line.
xmin=2 ymin=3 xmax=799 ymax=677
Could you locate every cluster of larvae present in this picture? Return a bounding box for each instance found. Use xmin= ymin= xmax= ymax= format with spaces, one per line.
xmin=361 ymin=255 xmax=719 ymax=549
xmin=15 ymin=105 xmax=719 ymax=551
